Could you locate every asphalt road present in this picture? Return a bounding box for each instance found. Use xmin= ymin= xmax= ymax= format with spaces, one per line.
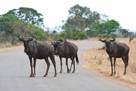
xmin=0 ymin=42 xmax=135 ymax=91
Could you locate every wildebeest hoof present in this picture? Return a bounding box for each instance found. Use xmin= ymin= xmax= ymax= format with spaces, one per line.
xmin=54 ymin=75 xmax=57 ymax=77
xmin=43 ymin=74 xmax=47 ymax=77
xmin=124 ymin=72 xmax=126 ymax=75
xmin=67 ymin=69 xmax=70 ymax=73
xmin=29 ymin=74 xmax=35 ymax=77
xmin=110 ymin=74 xmax=113 ymax=76
xmin=29 ymin=75 xmax=33 ymax=77
xmin=72 ymin=71 xmax=75 ymax=73
xmin=60 ymin=71 xmax=62 ymax=73
xmin=114 ymin=72 xmax=116 ymax=75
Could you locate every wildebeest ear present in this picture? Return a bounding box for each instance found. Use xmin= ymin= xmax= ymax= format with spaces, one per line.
xmin=59 ymin=42 xmax=63 ymax=46
xmin=50 ymin=41 xmax=55 ymax=45
xmin=110 ymin=37 xmax=115 ymax=42
xmin=50 ymin=41 xmax=53 ymax=45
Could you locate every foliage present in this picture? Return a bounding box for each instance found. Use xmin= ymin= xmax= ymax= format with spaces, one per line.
xmin=0 ymin=13 xmax=45 ymax=45
xmin=62 ymin=4 xmax=100 ymax=39
xmin=0 ymin=17 xmax=14 ymax=34
xmin=68 ymin=4 xmax=100 ymax=28
xmin=29 ymin=25 xmax=45 ymax=40
xmin=93 ymin=20 xmax=119 ymax=34
xmin=87 ymin=19 xmax=119 ymax=37
xmin=0 ymin=4 xmax=130 ymax=45
xmin=4 ymin=7 xmax=44 ymax=27
xmin=62 ymin=4 xmax=100 ymax=31
xmin=61 ymin=29 xmax=88 ymax=40
xmin=119 ymin=29 xmax=129 ymax=37
xmin=98 ymin=33 xmax=117 ymax=38
xmin=86 ymin=27 xmax=99 ymax=37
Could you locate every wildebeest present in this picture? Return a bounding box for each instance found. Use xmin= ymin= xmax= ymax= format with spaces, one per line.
xmin=51 ymin=39 xmax=79 ymax=73
xmin=100 ymin=37 xmax=129 ymax=76
xmin=18 ymin=34 xmax=57 ymax=77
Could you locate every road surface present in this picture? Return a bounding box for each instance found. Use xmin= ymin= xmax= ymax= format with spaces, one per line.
xmin=0 ymin=42 xmax=135 ymax=91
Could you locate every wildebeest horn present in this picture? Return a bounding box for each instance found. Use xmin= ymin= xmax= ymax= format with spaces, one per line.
xmin=18 ymin=34 xmax=24 ymax=41
xmin=30 ymin=33 xmax=34 ymax=38
xmin=110 ymin=37 xmax=115 ymax=42
xmin=50 ymin=41 xmax=53 ymax=44
xmin=100 ymin=37 xmax=106 ymax=42
xmin=18 ymin=34 xmax=21 ymax=39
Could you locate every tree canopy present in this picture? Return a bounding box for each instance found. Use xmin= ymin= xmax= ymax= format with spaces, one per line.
xmin=4 ymin=7 xmax=44 ymax=27
xmin=0 ymin=7 xmax=45 ymax=45
xmin=0 ymin=5 xmax=130 ymax=43
xmin=63 ymin=4 xmax=100 ymax=32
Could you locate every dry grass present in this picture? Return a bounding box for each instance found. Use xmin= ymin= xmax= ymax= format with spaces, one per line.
xmin=0 ymin=43 xmax=23 ymax=53
xmin=68 ymin=38 xmax=99 ymax=43
xmin=83 ymin=38 xmax=136 ymax=89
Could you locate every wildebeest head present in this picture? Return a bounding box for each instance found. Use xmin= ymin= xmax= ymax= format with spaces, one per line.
xmin=18 ymin=34 xmax=33 ymax=52
xmin=100 ymin=37 xmax=115 ymax=51
xmin=51 ymin=40 xmax=63 ymax=55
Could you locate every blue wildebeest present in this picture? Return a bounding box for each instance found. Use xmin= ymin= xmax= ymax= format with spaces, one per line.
xmin=18 ymin=35 xmax=57 ymax=77
xmin=51 ymin=39 xmax=79 ymax=73
xmin=100 ymin=37 xmax=129 ymax=76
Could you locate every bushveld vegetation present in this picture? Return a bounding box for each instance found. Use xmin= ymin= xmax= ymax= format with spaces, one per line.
xmin=0 ymin=4 xmax=130 ymax=47
xmin=0 ymin=4 xmax=135 ymax=88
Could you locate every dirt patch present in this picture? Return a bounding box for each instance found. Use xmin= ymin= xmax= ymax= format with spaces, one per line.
xmin=82 ymin=39 xmax=136 ymax=89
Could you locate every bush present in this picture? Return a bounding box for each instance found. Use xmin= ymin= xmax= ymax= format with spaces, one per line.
xmin=62 ymin=29 xmax=88 ymax=40
xmin=98 ymin=33 xmax=117 ymax=38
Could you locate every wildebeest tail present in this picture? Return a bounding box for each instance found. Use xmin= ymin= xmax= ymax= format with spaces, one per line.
xmin=76 ymin=53 xmax=79 ymax=64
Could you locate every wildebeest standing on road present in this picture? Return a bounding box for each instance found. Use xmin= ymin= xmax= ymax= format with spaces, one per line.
xmin=100 ymin=37 xmax=129 ymax=76
xmin=18 ymin=35 xmax=57 ymax=77
xmin=51 ymin=40 xmax=79 ymax=73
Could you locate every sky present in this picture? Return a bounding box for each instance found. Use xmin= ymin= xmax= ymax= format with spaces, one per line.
xmin=0 ymin=0 xmax=136 ymax=31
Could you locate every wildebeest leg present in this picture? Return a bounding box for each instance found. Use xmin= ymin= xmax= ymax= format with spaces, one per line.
xmin=72 ymin=59 xmax=75 ymax=73
xmin=110 ymin=56 xmax=113 ymax=76
xmin=70 ymin=58 xmax=75 ymax=73
xmin=113 ymin=57 xmax=116 ymax=75
xmin=50 ymin=55 xmax=57 ymax=77
xmin=69 ymin=61 xmax=73 ymax=72
xmin=66 ymin=58 xmax=70 ymax=73
xmin=44 ymin=58 xmax=50 ymax=77
xmin=59 ymin=57 xmax=63 ymax=73
xmin=29 ymin=57 xmax=34 ymax=77
xmin=34 ymin=58 xmax=36 ymax=76
xmin=122 ymin=56 xmax=128 ymax=75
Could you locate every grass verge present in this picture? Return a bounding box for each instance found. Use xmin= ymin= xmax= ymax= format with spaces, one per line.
xmin=82 ymin=38 xmax=136 ymax=89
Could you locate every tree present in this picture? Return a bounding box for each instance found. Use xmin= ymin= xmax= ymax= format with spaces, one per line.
xmin=104 ymin=20 xmax=120 ymax=34
xmin=119 ymin=29 xmax=129 ymax=37
xmin=63 ymin=16 xmax=85 ymax=31
xmin=61 ymin=4 xmax=101 ymax=39
xmin=63 ymin=4 xmax=101 ymax=31
xmin=87 ymin=19 xmax=119 ymax=37
xmin=0 ymin=17 xmax=14 ymax=34
xmin=4 ymin=7 xmax=44 ymax=27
